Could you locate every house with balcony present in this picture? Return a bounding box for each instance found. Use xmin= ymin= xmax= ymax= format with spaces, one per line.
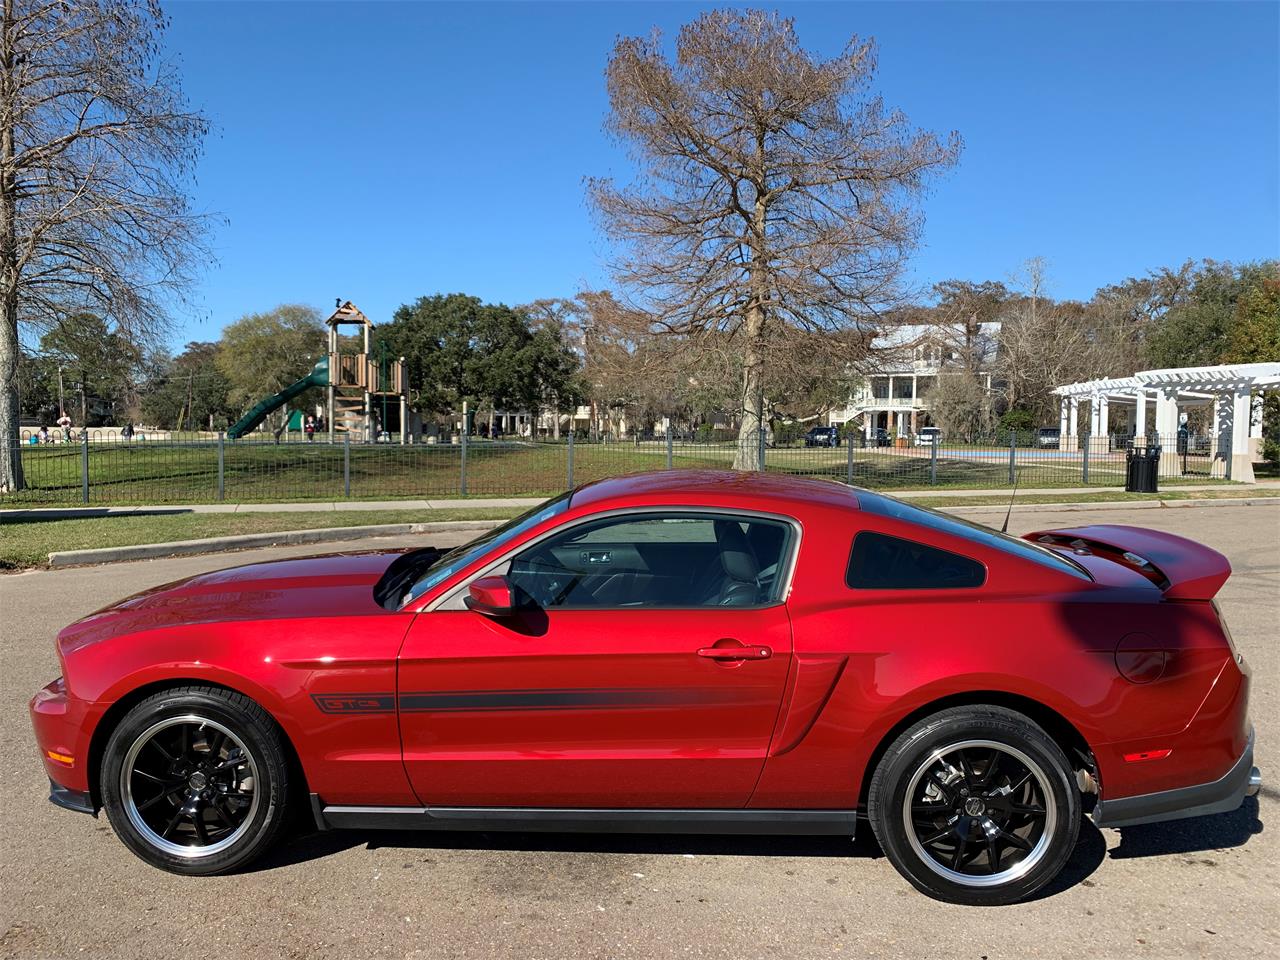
xmin=826 ymin=322 xmax=999 ymax=439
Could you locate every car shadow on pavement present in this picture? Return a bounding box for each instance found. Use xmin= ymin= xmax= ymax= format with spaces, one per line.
xmin=251 ymin=803 xmax=1261 ymax=895
xmin=257 ymin=819 xmax=1112 ymax=898
xmin=1106 ymin=796 xmax=1263 ymax=860
xmin=255 ymin=827 xmax=884 ymax=874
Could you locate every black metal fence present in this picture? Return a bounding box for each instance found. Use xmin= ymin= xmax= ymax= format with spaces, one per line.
xmin=0 ymin=431 xmax=1231 ymax=505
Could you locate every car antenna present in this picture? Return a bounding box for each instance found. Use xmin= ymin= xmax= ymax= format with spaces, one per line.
xmin=1000 ymin=469 xmax=1020 ymax=534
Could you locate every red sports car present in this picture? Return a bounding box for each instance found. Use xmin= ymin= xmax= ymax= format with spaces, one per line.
xmin=30 ymin=471 xmax=1259 ymax=904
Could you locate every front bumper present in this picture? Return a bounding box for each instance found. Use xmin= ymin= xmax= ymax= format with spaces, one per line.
xmin=1092 ymin=729 xmax=1260 ymax=828
xmin=30 ymin=677 xmax=96 ymax=801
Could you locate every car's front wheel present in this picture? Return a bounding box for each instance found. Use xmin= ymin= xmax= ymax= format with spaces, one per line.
xmin=100 ymin=685 xmax=290 ymax=874
xmin=867 ymin=705 xmax=1081 ymax=905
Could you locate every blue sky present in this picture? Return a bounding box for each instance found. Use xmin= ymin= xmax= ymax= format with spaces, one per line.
xmin=164 ymin=1 xmax=1279 ymax=346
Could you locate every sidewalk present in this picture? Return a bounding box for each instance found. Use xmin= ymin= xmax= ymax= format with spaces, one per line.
xmin=4 ymin=481 xmax=1280 ymax=520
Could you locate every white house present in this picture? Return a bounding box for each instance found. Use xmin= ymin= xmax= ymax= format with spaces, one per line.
xmin=827 ymin=322 xmax=999 ymax=438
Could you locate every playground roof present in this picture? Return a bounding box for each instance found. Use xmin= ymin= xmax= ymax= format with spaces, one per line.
xmin=327 ymin=300 xmax=371 ymax=328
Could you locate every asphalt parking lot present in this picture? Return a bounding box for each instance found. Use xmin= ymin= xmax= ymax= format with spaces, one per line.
xmin=1 ymin=504 xmax=1276 ymax=960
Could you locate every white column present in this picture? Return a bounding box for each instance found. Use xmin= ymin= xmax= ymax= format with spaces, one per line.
xmin=1066 ymin=398 xmax=1079 ymax=451
xmin=1232 ymin=387 xmax=1255 ymax=483
xmin=1097 ymin=397 xmax=1109 ymax=437
xmin=1155 ymin=389 xmax=1181 ymax=477
xmin=1154 ymin=390 xmax=1179 ymax=437
xmin=1134 ymin=390 xmax=1147 ymax=439
xmin=1058 ymin=397 xmax=1069 ymax=436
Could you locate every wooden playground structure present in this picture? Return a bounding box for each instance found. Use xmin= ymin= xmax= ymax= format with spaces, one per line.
xmin=325 ymin=301 xmax=409 ymax=443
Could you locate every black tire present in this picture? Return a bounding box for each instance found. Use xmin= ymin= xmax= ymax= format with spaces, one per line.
xmin=867 ymin=705 xmax=1081 ymax=906
xmin=100 ymin=685 xmax=290 ymax=875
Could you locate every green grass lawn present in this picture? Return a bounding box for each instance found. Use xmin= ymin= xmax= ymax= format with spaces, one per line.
xmin=0 ymin=507 xmax=519 ymax=570
xmin=2 ymin=438 xmax=1236 ymax=506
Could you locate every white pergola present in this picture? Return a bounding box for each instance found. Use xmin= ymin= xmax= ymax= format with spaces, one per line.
xmin=1053 ymin=362 xmax=1279 ymax=483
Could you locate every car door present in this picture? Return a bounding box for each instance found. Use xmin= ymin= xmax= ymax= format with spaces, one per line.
xmin=397 ymin=510 xmax=797 ymax=808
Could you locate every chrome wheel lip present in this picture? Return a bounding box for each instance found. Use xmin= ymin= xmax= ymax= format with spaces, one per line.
xmin=902 ymin=738 xmax=1057 ymax=889
xmin=120 ymin=714 xmax=260 ymax=859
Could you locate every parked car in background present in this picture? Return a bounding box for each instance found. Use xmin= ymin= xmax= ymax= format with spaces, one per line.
xmin=804 ymin=426 xmax=841 ymax=447
xmin=31 ymin=471 xmax=1259 ymax=905
xmin=915 ymin=427 xmax=942 ymax=447
xmin=1037 ymin=427 xmax=1061 ymax=449
xmin=858 ymin=428 xmax=891 ymax=448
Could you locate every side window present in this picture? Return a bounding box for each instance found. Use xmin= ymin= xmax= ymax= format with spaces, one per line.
xmin=508 ymin=513 xmax=791 ymax=609
xmin=846 ymin=531 xmax=985 ymax=590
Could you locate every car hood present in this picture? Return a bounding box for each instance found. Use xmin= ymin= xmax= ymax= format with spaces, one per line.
xmin=58 ymin=550 xmax=405 ymax=656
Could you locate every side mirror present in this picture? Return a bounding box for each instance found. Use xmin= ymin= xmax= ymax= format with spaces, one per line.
xmin=465 ymin=575 xmax=516 ymax=617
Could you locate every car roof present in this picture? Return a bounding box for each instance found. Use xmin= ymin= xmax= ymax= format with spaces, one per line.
xmin=569 ymin=469 xmax=862 ymax=514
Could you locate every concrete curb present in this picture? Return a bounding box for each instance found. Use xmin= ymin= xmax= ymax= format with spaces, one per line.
xmin=46 ymin=520 xmax=501 ymax=568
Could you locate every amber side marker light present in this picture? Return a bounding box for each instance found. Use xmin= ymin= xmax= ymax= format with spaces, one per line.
xmin=1123 ymin=749 xmax=1172 ymax=763
xmin=46 ymin=750 xmax=74 ymax=765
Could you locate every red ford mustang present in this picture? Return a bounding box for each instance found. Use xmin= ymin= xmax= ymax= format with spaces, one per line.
xmin=30 ymin=471 xmax=1259 ymax=904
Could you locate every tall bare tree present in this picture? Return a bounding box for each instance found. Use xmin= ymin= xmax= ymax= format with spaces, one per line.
xmin=589 ymin=9 xmax=960 ymax=467
xmin=1 ymin=0 xmax=209 ymax=491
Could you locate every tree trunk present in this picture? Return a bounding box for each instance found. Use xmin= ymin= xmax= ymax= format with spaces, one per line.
xmin=732 ymin=157 xmax=769 ymax=472
xmin=732 ymin=309 xmax=765 ymax=470
xmin=0 ymin=282 xmax=21 ymax=492
xmin=0 ymin=1 xmax=22 ymax=492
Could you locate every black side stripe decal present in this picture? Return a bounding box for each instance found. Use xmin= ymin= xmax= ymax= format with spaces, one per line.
xmin=312 ymin=687 xmax=751 ymax=715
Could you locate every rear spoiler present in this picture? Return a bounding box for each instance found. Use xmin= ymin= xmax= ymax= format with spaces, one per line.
xmin=1023 ymin=524 xmax=1231 ymax=600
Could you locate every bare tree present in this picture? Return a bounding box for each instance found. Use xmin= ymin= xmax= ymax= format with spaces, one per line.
xmin=588 ymin=10 xmax=960 ymax=468
xmin=997 ymin=258 xmax=1136 ymax=424
xmin=1 ymin=0 xmax=210 ymax=491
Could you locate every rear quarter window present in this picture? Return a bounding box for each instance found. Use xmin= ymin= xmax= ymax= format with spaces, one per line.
xmin=846 ymin=531 xmax=986 ymax=590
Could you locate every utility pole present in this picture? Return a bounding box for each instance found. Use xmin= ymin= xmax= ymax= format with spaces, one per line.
xmin=79 ymin=367 xmax=87 ymax=428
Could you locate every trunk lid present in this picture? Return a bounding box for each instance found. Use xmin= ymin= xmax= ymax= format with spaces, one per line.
xmin=1023 ymin=524 xmax=1231 ymax=600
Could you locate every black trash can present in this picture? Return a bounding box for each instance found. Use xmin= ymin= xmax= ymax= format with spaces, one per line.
xmin=1125 ymin=443 xmax=1160 ymax=493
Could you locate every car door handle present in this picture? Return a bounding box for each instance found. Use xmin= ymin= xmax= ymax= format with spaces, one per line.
xmin=697 ymin=643 xmax=772 ymax=661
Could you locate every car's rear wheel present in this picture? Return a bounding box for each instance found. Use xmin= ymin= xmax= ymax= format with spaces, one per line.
xmin=867 ymin=705 xmax=1081 ymax=905
xmin=101 ymin=686 xmax=289 ymax=875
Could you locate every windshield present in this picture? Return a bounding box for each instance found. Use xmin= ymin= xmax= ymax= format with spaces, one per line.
xmin=400 ymin=492 xmax=571 ymax=606
xmin=854 ymin=490 xmax=1092 ymax=580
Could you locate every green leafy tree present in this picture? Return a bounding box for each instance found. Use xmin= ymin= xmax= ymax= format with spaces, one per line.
xmin=381 ymin=294 xmax=582 ymax=432
xmin=1225 ymin=276 xmax=1280 ymax=464
xmin=37 ymin=313 xmax=141 ymax=425
xmin=1224 ymin=276 xmax=1280 ymax=365
xmin=16 ymin=346 xmax=56 ymax=424
xmin=381 ymin=294 xmax=486 ymax=415
xmin=142 ymin=341 xmax=235 ymax=431
xmin=1143 ymin=261 xmax=1276 ymax=369
xmin=215 ymin=305 xmax=326 ymax=420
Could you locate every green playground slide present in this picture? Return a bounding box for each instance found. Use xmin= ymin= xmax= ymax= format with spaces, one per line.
xmin=226 ymin=357 xmax=330 ymax=439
